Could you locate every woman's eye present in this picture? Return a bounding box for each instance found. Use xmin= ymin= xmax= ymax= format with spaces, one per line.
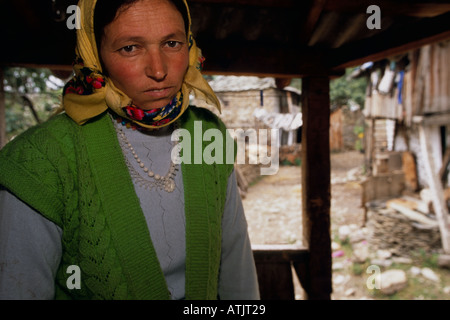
xmin=165 ymin=41 xmax=181 ymax=49
xmin=119 ymin=45 xmax=137 ymax=54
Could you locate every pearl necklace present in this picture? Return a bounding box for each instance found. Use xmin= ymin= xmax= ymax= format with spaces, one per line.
xmin=112 ymin=115 xmax=179 ymax=193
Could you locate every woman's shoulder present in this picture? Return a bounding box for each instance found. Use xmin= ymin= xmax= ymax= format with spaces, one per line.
xmin=0 ymin=113 xmax=78 ymax=157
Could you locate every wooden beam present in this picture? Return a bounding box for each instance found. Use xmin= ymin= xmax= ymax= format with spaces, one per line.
xmin=200 ymin=42 xmax=337 ymax=77
xmin=330 ymin=12 xmax=450 ymax=70
xmin=324 ymin=0 xmax=450 ymax=18
xmin=252 ymin=244 xmax=309 ymax=300
xmin=188 ymin=0 xmax=297 ymax=8
xmin=301 ymin=76 xmax=332 ymax=300
xmin=190 ymin=0 xmax=450 ymax=17
xmin=299 ymin=0 xmax=328 ymax=45
xmin=418 ymin=125 xmax=450 ymax=253
xmin=252 ymin=244 xmax=309 ymax=262
xmin=413 ymin=112 xmax=450 ymax=127
xmin=439 ymin=148 xmax=450 ymax=184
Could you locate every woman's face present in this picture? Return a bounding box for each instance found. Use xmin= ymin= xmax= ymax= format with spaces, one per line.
xmin=100 ymin=0 xmax=189 ymax=110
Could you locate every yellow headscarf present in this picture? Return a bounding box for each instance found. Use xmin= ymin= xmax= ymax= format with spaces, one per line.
xmin=62 ymin=0 xmax=220 ymax=129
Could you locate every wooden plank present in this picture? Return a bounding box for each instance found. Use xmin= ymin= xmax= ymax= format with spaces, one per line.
xmin=299 ymin=0 xmax=327 ymax=45
xmin=254 ymin=261 xmax=295 ymax=300
xmin=189 ymin=0 xmax=298 ymax=8
xmin=439 ymin=148 xmax=450 ymax=183
xmin=361 ymin=172 xmax=406 ymax=204
xmin=402 ymin=151 xmax=419 ymax=192
xmin=200 ymin=43 xmax=334 ymax=78
xmin=418 ymin=124 xmax=450 ymax=253
xmin=386 ymin=198 xmax=438 ymax=227
xmin=399 ymin=195 xmax=430 ymax=214
xmin=252 ymin=244 xmax=309 ymax=262
xmin=301 ymin=76 xmax=332 ymax=300
xmin=252 ymin=245 xmax=308 ymax=300
xmin=191 ymin=0 xmax=450 ymax=17
xmin=324 ymin=1 xmax=450 ymax=18
xmin=330 ymin=13 xmax=450 ymax=71
xmin=413 ymin=112 xmax=450 ymax=127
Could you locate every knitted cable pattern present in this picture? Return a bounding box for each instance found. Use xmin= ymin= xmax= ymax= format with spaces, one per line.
xmin=0 ymin=106 xmax=235 ymax=300
xmin=0 ymin=115 xmax=132 ymax=299
xmin=180 ymin=108 xmax=233 ymax=299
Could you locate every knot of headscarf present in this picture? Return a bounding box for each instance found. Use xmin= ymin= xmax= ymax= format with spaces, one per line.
xmin=61 ymin=0 xmax=220 ymax=130
xmin=123 ymin=91 xmax=184 ymax=126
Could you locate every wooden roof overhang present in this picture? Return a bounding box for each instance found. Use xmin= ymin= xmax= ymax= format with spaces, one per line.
xmin=1 ymin=0 xmax=450 ymax=76
xmin=1 ymin=0 xmax=450 ymax=300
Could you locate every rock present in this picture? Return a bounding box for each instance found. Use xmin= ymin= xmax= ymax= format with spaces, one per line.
xmin=345 ymin=288 xmax=356 ymax=296
xmin=370 ymin=258 xmax=392 ymax=268
xmin=380 ymin=269 xmax=408 ymax=295
xmin=421 ymin=267 xmax=440 ymax=282
xmin=332 ymin=241 xmax=341 ymax=250
xmin=338 ymin=224 xmax=360 ymax=242
xmin=409 ymin=266 xmax=422 ymax=276
xmin=392 ymin=256 xmax=413 ymax=264
xmin=376 ymin=249 xmax=392 ymax=260
xmin=349 ymin=228 xmax=368 ymax=243
xmin=352 ymin=243 xmax=370 ymax=263
xmin=332 ymin=262 xmax=345 ymax=270
xmin=333 ymin=274 xmax=350 ymax=285
xmin=338 ymin=225 xmax=352 ymax=242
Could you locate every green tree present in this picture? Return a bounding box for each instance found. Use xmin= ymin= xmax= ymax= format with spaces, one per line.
xmin=288 ymin=68 xmax=367 ymax=109
xmin=330 ymin=68 xmax=367 ymax=109
xmin=3 ymin=67 xmax=64 ymax=140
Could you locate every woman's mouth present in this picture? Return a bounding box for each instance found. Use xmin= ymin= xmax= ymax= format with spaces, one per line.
xmin=143 ymin=87 xmax=172 ymax=99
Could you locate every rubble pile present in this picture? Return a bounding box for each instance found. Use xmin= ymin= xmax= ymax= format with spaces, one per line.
xmin=366 ymin=205 xmax=441 ymax=257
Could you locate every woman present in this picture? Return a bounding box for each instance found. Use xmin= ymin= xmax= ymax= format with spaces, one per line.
xmin=0 ymin=0 xmax=260 ymax=300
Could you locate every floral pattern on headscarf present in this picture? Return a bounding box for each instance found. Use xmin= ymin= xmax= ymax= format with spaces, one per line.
xmin=64 ymin=57 xmax=106 ymax=96
xmin=122 ymin=92 xmax=183 ymax=127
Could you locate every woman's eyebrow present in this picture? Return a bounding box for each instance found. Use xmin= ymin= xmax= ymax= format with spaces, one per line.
xmin=160 ymin=31 xmax=187 ymax=41
xmin=111 ymin=36 xmax=146 ymax=47
xmin=112 ymin=30 xmax=187 ymax=46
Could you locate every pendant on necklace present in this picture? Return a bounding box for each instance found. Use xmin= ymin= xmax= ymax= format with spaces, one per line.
xmin=164 ymin=179 xmax=176 ymax=193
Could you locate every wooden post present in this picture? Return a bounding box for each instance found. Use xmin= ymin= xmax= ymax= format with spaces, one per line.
xmin=0 ymin=67 xmax=6 ymax=149
xmin=418 ymin=124 xmax=450 ymax=253
xmin=300 ymin=76 xmax=332 ymax=300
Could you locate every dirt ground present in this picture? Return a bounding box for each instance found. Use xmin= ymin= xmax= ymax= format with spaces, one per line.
xmin=241 ymin=150 xmax=371 ymax=299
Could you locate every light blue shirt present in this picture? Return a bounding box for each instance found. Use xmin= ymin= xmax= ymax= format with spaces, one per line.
xmin=0 ymin=120 xmax=260 ymax=300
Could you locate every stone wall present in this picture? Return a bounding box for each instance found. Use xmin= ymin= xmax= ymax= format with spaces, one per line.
xmin=366 ymin=206 xmax=441 ymax=257
xmin=192 ymin=87 xmax=284 ymax=129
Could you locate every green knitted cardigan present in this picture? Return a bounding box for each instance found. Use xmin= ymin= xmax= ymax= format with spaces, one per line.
xmin=0 ymin=106 xmax=235 ymax=300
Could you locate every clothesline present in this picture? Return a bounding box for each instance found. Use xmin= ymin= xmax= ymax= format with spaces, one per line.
xmin=253 ymin=108 xmax=302 ymax=131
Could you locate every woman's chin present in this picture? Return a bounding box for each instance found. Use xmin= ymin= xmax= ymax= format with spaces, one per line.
xmin=135 ymin=100 xmax=170 ymax=111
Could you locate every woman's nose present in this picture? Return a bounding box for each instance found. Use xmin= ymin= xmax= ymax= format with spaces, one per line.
xmin=144 ymin=49 xmax=167 ymax=81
